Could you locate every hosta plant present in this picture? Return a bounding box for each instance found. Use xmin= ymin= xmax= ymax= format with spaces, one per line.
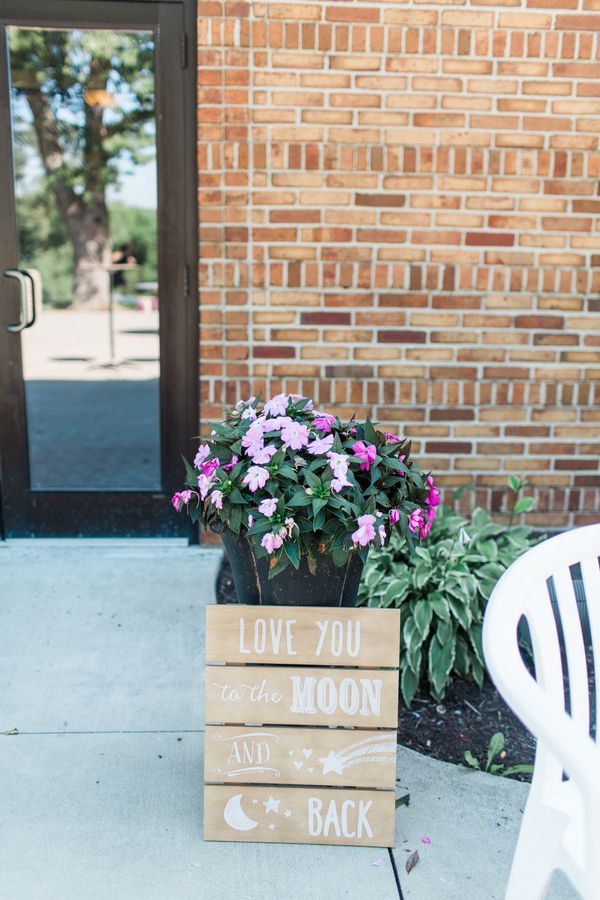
xmin=171 ymin=394 xmax=439 ymax=577
xmin=358 ymin=504 xmax=538 ymax=706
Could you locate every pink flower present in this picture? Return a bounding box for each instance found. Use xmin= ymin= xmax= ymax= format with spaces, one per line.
xmin=248 ymin=443 xmax=278 ymax=465
xmin=210 ymin=490 xmax=223 ymax=510
xmin=389 ymin=508 xmax=400 ymax=525
xmin=378 ymin=524 xmax=387 ymax=547
xmin=258 ymin=497 xmax=278 ymax=517
xmin=223 ymin=455 xmax=239 ymax=472
xmin=199 ymin=458 xmax=219 ymax=477
xmin=384 ymin=432 xmax=401 ymax=444
xmin=327 ymin=451 xmax=349 ymax=479
xmin=427 ymin=505 xmax=437 ymax=522
xmin=313 ymin=414 xmax=336 ymax=433
xmin=241 ymin=406 xmax=257 ymax=422
xmin=352 ymin=441 xmax=377 ymax=472
xmin=352 ymin=514 xmax=377 ymax=547
xmin=264 ymin=393 xmax=289 ymax=417
xmin=197 ymin=473 xmax=215 ymax=500
xmin=289 ymin=393 xmax=313 ymax=410
xmin=181 ymin=490 xmax=193 ymax=505
xmin=426 ymin=476 xmax=441 ymax=508
xmin=262 ymin=415 xmax=292 ymax=432
xmin=349 ymin=426 xmax=357 ymax=435
xmin=281 ymin=421 xmax=310 ymax=450
xmin=242 ymin=422 xmax=266 ymax=449
xmin=331 ymin=475 xmax=351 ymax=493
xmin=247 ymin=515 xmax=254 ymax=528
xmin=284 ymin=516 xmax=296 ymax=536
xmin=419 ymin=519 xmax=433 ymax=540
xmin=194 ymin=444 xmax=211 ymax=468
xmin=408 ymin=508 xmax=425 ymax=534
xmin=261 ymin=530 xmax=285 ymax=554
xmin=171 ymin=492 xmax=183 ymax=512
xmin=307 ymin=434 xmax=334 ymax=456
xmin=243 ymin=466 xmax=270 ymax=493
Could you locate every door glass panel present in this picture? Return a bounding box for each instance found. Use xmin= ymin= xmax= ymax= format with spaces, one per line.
xmin=8 ymin=27 xmax=160 ymax=490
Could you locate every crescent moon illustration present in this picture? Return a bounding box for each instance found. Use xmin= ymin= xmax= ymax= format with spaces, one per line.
xmin=223 ymin=793 xmax=258 ymax=832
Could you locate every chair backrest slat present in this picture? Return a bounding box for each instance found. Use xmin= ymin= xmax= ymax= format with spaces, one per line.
xmin=580 ymin=556 xmax=600 ymax=739
xmin=552 ymin=566 xmax=589 ymax=735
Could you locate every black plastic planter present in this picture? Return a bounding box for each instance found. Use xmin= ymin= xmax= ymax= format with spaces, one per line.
xmin=213 ymin=523 xmax=364 ymax=607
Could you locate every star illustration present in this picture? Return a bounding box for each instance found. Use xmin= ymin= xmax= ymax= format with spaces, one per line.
xmin=268 ymin=823 xmax=276 ymax=831
xmin=284 ymin=809 xmax=292 ymax=818
xmin=263 ymin=795 xmax=280 ymax=814
xmin=318 ymin=750 xmax=345 ymax=776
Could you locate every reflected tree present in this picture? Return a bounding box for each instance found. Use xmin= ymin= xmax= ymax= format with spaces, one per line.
xmin=10 ymin=29 xmax=154 ymax=308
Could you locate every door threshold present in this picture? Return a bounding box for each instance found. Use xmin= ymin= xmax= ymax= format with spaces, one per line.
xmin=1 ymin=537 xmax=193 ymax=548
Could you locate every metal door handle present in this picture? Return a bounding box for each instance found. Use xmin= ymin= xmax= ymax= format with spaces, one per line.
xmin=3 ymin=268 xmax=39 ymax=332
xmin=22 ymin=268 xmax=41 ymax=328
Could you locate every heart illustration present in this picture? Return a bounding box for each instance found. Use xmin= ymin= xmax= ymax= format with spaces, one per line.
xmin=293 ymin=761 xmax=303 ymax=770
xmin=302 ymin=749 xmax=313 ymax=759
xmin=308 ymin=767 xmax=314 ymax=773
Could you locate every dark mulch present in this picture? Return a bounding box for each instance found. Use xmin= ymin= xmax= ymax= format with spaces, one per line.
xmin=216 ymin=556 xmax=536 ymax=779
xmin=398 ymin=678 xmax=535 ymax=780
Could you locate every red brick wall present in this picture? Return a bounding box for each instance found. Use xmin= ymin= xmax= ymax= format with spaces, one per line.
xmin=197 ymin=1 xmax=600 ymax=528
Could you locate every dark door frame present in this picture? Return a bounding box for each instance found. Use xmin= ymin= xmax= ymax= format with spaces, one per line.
xmin=0 ymin=0 xmax=198 ymax=539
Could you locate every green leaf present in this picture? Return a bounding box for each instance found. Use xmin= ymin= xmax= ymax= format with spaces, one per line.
xmin=508 ymin=475 xmax=521 ymax=493
xmin=363 ymin=417 xmax=378 ymax=445
xmin=413 ymin=600 xmax=433 ymax=638
xmin=428 ymin=633 xmax=456 ymax=698
xmin=513 ymin=496 xmax=534 ymax=515
xmin=401 ymin=664 xmax=419 ymax=708
xmin=486 ymin=732 xmax=505 ymax=771
xmin=464 ymin=750 xmax=480 ymax=770
xmin=283 ymin=541 xmax=300 ymax=569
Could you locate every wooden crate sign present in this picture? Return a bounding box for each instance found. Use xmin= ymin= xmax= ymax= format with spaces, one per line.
xmin=205 ymin=726 xmax=397 ymax=789
xmin=204 ymin=605 xmax=401 ymax=847
xmin=205 ymin=665 xmax=399 ymax=728
xmin=204 ymin=785 xmax=396 ymax=847
xmin=205 ymin=605 xmax=400 ymax=667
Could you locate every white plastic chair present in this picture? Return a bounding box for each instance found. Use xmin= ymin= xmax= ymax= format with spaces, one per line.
xmin=482 ymin=523 xmax=600 ymax=900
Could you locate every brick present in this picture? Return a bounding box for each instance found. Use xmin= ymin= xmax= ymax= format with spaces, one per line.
xmin=378 ymin=330 xmax=426 ymax=344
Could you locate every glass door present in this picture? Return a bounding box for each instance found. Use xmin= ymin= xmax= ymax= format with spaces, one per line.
xmin=0 ymin=2 xmax=197 ymax=537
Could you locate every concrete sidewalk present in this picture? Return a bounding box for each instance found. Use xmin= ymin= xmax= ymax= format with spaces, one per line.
xmin=0 ymin=542 xmax=577 ymax=899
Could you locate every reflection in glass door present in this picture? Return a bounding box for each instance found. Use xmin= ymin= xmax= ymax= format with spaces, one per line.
xmin=9 ymin=27 xmax=161 ymax=490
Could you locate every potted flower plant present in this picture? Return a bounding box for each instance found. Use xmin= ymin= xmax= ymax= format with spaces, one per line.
xmin=172 ymin=394 xmax=438 ymax=606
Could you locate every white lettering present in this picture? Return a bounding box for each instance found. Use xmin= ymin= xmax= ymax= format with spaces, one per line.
xmin=357 ymin=800 xmax=373 ymax=838
xmin=347 ymin=621 xmax=360 ymax=657
xmin=254 ymin=618 xmax=266 ymax=655
xmin=331 ymin=620 xmax=343 ymax=657
xmin=286 ymin=620 xmax=297 ymax=655
xmin=316 ymin=677 xmax=336 ymax=715
xmin=308 ymin=797 xmax=322 ymax=836
xmin=359 ymin=678 xmax=382 ymax=717
xmin=341 ymin=800 xmax=356 ymax=838
xmin=269 ymin=618 xmax=282 ymax=655
xmin=323 ymin=800 xmax=341 ymax=837
xmin=290 ymin=675 xmax=317 ymax=714
xmin=239 ymin=618 xmax=250 ymax=654
xmin=338 ymin=677 xmax=360 ymax=715
xmin=315 ymin=620 xmax=328 ymax=657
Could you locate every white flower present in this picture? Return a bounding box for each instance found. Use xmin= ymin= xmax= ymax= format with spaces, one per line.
xmin=258 ymin=498 xmax=278 ymax=517
xmin=264 ymin=393 xmax=290 ymax=417
xmin=243 ymin=466 xmax=270 ymax=493
xmin=194 ymin=444 xmax=211 ymax=468
xmin=197 ymin=473 xmax=215 ymax=500
xmin=281 ymin=421 xmax=310 ymax=450
xmin=248 ymin=444 xmax=278 ymax=465
xmin=327 ymin=451 xmax=349 ymax=480
xmin=210 ymin=490 xmax=223 ymax=510
xmin=306 ymin=434 xmax=335 ymax=456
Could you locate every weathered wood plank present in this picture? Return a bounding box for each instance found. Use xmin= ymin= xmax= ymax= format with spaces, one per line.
xmin=205 ymin=725 xmax=397 ymax=789
xmin=205 ymin=605 xmax=400 ymax=667
xmin=204 ymin=785 xmax=396 ymax=847
xmin=205 ymin=665 xmax=399 ymax=728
